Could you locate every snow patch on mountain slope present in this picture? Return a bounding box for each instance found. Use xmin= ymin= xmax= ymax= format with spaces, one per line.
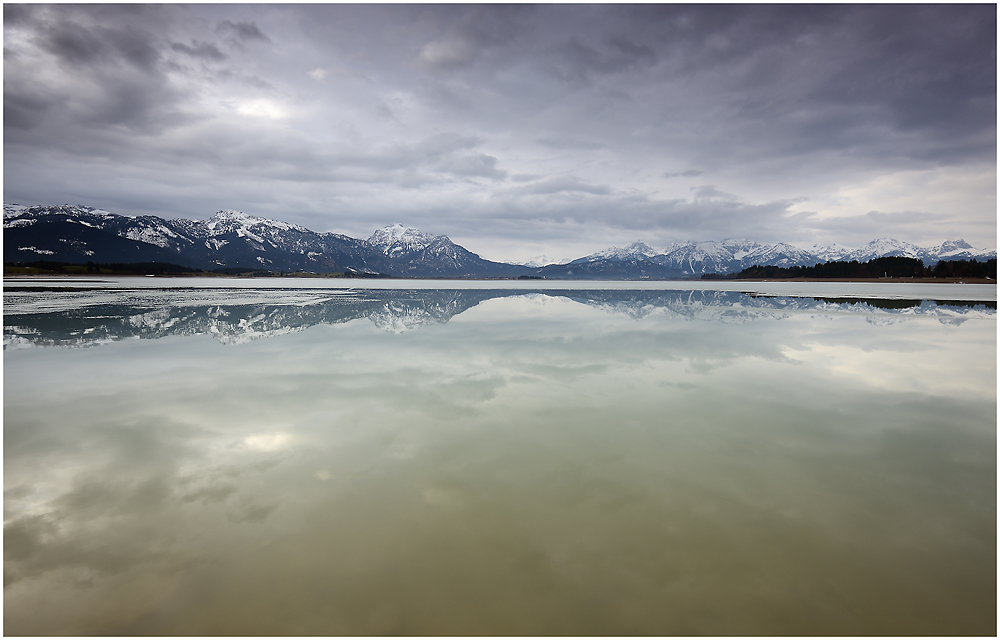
xmin=4 ymin=203 xmax=31 ymax=218
xmin=235 ymin=226 xmax=266 ymax=245
xmin=124 ymin=225 xmax=182 ymax=248
xmin=742 ymin=242 xmax=816 ymax=267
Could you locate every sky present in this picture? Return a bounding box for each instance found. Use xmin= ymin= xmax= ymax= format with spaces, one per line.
xmin=3 ymin=4 xmax=996 ymax=263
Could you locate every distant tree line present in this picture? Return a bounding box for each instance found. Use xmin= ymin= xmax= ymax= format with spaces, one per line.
xmin=929 ymin=258 xmax=997 ymax=279
xmin=703 ymin=257 xmax=996 ymax=280
xmin=3 ymin=260 xmax=203 ymax=275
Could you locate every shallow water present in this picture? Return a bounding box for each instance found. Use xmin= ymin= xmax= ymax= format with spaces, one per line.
xmin=4 ymin=285 xmax=996 ymax=635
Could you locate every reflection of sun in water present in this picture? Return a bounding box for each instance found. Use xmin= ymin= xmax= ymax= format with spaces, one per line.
xmin=243 ymin=432 xmax=293 ymax=451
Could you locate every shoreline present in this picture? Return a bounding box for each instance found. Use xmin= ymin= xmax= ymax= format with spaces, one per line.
xmin=2 ymin=273 xmax=994 ymax=285
xmin=4 ymin=275 xmax=995 ymax=302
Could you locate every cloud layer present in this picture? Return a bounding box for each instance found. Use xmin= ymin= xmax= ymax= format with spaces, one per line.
xmin=4 ymin=4 xmax=995 ymax=261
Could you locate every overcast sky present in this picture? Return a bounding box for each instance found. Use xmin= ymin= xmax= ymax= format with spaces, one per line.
xmin=4 ymin=4 xmax=996 ymax=262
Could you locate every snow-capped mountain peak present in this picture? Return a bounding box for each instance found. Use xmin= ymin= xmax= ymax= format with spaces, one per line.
xmin=578 ymin=240 xmax=661 ymax=262
xmin=872 ymin=237 xmax=921 ymax=252
xmin=210 ymin=209 xmax=256 ymax=222
xmin=844 ymin=238 xmax=926 ymax=263
xmin=938 ymin=239 xmax=972 ymax=253
xmin=519 ymin=255 xmax=569 ymax=268
xmin=621 ymin=240 xmax=659 ymax=255
xmin=366 ymin=224 xmax=439 ymax=257
xmin=807 ymin=243 xmax=854 ymax=262
xmin=205 ymin=210 xmax=308 ymax=234
xmin=933 ymin=238 xmax=995 ymax=261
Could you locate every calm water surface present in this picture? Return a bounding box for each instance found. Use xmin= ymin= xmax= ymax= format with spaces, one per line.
xmin=4 ymin=282 xmax=996 ymax=635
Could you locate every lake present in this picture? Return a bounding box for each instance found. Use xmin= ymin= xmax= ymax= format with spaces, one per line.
xmin=4 ymin=279 xmax=996 ymax=635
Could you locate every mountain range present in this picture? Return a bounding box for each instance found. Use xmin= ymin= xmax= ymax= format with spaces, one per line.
xmin=4 ymin=203 xmax=995 ymax=279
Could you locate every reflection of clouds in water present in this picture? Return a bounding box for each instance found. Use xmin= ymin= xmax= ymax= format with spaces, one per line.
xmin=775 ymin=312 xmax=995 ymax=401
xmin=3 ymin=405 xmax=300 ymax=600
xmin=784 ymin=339 xmax=995 ymax=400
xmin=227 ymin=499 xmax=278 ymax=524
xmin=242 ymin=432 xmax=294 ymax=451
xmin=3 ymin=291 xmax=996 ymax=635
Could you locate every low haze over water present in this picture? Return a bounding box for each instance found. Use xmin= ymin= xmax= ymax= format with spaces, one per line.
xmin=4 ymin=280 xmax=996 ymax=635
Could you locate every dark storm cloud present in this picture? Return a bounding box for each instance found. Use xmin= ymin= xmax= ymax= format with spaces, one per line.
xmin=808 ymin=5 xmax=995 ymax=136
xmin=753 ymin=5 xmax=993 ymax=156
xmin=3 ymin=3 xmax=32 ymax=25
xmin=4 ymin=63 xmax=186 ymax=135
xmin=406 ymin=4 xmax=994 ymax=170
xmin=216 ymin=20 xmax=271 ymax=44
xmin=38 ymin=18 xmax=160 ymax=72
xmin=541 ymin=4 xmax=992 ymax=163
xmin=416 ymin=4 xmax=528 ymax=70
xmin=551 ymin=34 xmax=658 ymax=83
xmin=3 ymin=5 xmax=191 ymax=136
xmin=171 ymin=40 xmax=227 ymax=62
xmin=3 ymin=90 xmax=53 ymax=131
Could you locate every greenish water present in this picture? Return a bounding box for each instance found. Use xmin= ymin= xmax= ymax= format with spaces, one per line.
xmin=4 ymin=285 xmax=996 ymax=635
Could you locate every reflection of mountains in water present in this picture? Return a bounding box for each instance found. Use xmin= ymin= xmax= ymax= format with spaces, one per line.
xmin=4 ymin=288 xmax=995 ymax=348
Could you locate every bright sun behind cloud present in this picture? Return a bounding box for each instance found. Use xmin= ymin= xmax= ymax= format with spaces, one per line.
xmin=235 ymin=99 xmax=288 ymax=120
